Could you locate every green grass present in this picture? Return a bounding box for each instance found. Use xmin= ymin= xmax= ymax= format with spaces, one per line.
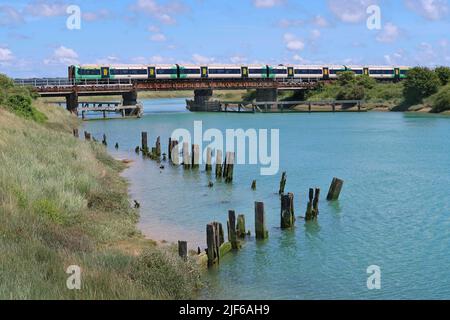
xmin=0 ymin=101 xmax=202 ymax=299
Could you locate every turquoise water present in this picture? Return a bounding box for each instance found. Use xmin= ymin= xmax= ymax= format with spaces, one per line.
xmin=83 ymin=99 xmax=450 ymax=300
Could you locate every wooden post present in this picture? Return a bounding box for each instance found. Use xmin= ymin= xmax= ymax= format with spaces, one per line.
xmin=141 ymin=132 xmax=148 ymax=155
xmin=255 ymin=202 xmax=268 ymax=240
xmin=332 ymin=103 xmax=336 ymax=112
xmin=305 ymin=188 xmax=314 ymax=221
xmin=279 ymin=171 xmax=287 ymax=195
xmin=251 ymin=180 xmax=256 ymax=190
xmin=171 ymin=140 xmax=180 ymax=165
xmin=228 ymin=210 xmax=239 ymax=249
xmin=280 ymin=192 xmax=295 ymax=229
xmin=327 ymin=177 xmax=344 ymax=201
xmin=313 ymin=188 xmax=320 ymax=218
xmin=115 ymin=143 xmax=119 ymax=149
xmin=73 ymin=128 xmax=79 ymax=138
xmin=102 ymin=134 xmax=107 ymax=146
xmin=168 ymin=138 xmax=172 ymax=160
xmin=224 ymin=152 xmax=235 ymax=183
xmin=84 ymin=131 xmax=91 ymax=141
xmin=192 ymin=144 xmax=200 ymax=169
xmin=103 ymin=110 xmax=106 ymax=119
xmin=309 ymin=102 xmax=312 ymax=113
xmin=205 ymin=147 xmax=213 ymax=172
xmin=82 ymin=110 xmax=85 ymax=120
xmin=206 ymin=222 xmax=225 ymax=266
xmin=178 ymin=241 xmax=187 ymax=260
xmin=215 ymin=150 xmax=223 ymax=178
xmin=236 ymin=214 xmax=246 ymax=238
xmin=183 ymin=142 xmax=191 ymax=169
xmin=156 ymin=136 xmax=161 ymax=157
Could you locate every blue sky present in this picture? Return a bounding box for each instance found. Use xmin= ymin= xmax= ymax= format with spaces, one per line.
xmin=1 ymin=0 xmax=449 ymax=77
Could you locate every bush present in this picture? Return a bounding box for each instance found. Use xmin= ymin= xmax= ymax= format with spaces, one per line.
xmin=435 ymin=66 xmax=450 ymax=86
xmin=431 ymin=85 xmax=450 ymax=113
xmin=403 ymin=67 xmax=441 ymax=104
xmin=336 ymin=84 xmax=365 ymax=100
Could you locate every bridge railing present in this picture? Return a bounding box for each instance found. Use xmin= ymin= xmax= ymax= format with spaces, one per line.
xmin=13 ymin=78 xmax=134 ymax=88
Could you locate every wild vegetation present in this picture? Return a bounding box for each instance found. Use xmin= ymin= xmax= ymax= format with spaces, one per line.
xmin=0 ymin=74 xmax=202 ymax=299
xmin=305 ymin=67 xmax=450 ymax=113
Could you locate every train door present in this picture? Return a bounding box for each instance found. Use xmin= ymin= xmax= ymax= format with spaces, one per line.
xmin=287 ymin=67 xmax=294 ymax=78
xmin=201 ymin=66 xmax=208 ymax=78
xmin=100 ymin=67 xmax=110 ymax=79
xmin=148 ymin=67 xmax=156 ymax=79
xmin=363 ymin=67 xmax=369 ymax=76
xmin=68 ymin=66 xmax=75 ymax=81
xmin=241 ymin=66 xmax=248 ymax=78
xmin=323 ymin=67 xmax=330 ymax=80
xmin=394 ymin=68 xmax=400 ymax=81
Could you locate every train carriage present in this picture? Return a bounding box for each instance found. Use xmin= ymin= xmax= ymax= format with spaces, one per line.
xmin=178 ymin=65 xmax=202 ymax=79
xmin=293 ymin=65 xmax=323 ymax=80
xmin=207 ymin=65 xmax=242 ymax=79
xmin=109 ymin=65 xmax=148 ymax=80
xmin=154 ymin=64 xmax=179 ymax=79
xmin=247 ymin=65 xmax=269 ymax=79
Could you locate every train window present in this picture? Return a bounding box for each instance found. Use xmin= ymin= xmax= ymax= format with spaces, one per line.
xmin=209 ymin=69 xmax=241 ymax=74
xmin=350 ymin=70 xmax=363 ymax=75
xmin=295 ymin=69 xmax=322 ymax=74
xmin=180 ymin=68 xmax=201 ymax=74
xmin=78 ymin=69 xmax=101 ymax=75
xmin=110 ymin=69 xmax=147 ymax=75
xmin=249 ymin=69 xmax=266 ymax=74
xmin=271 ymin=69 xmax=288 ymax=74
xmin=400 ymin=70 xmax=408 ymax=75
xmin=370 ymin=69 xmax=394 ymax=75
xmin=157 ymin=69 xmax=178 ymax=75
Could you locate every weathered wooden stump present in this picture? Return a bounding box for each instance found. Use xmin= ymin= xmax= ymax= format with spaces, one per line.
xmin=279 ymin=171 xmax=287 ymax=195
xmin=227 ymin=210 xmax=240 ymax=249
xmin=141 ymin=132 xmax=148 ymax=155
xmin=192 ymin=144 xmax=200 ymax=169
xmin=223 ymin=152 xmax=235 ymax=183
xmin=255 ymin=202 xmax=269 ymax=239
xmin=183 ymin=142 xmax=191 ymax=169
xmin=205 ymin=147 xmax=213 ymax=172
xmin=115 ymin=142 xmax=119 ymax=149
xmin=313 ymin=188 xmax=320 ymax=217
xmin=135 ymin=146 xmax=140 ymax=154
xmin=251 ymin=180 xmax=256 ymax=190
xmin=206 ymin=221 xmax=230 ymax=266
xmin=170 ymin=140 xmax=179 ymax=165
xmin=215 ymin=150 xmax=223 ymax=178
xmin=178 ymin=241 xmax=187 ymax=260
xmin=73 ymin=128 xmax=79 ymax=138
xmin=102 ymin=134 xmax=107 ymax=146
xmin=326 ymin=177 xmax=344 ymax=201
xmin=236 ymin=214 xmax=246 ymax=238
xmin=280 ymin=192 xmax=295 ymax=229
xmin=168 ymin=138 xmax=172 ymax=160
xmin=305 ymin=188 xmax=320 ymax=221
xmin=84 ymin=131 xmax=91 ymax=141
xmin=155 ymin=136 xmax=161 ymax=157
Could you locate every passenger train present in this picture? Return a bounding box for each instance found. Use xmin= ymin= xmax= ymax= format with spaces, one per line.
xmin=68 ymin=64 xmax=409 ymax=82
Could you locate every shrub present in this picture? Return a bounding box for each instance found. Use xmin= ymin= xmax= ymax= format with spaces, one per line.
xmin=403 ymin=67 xmax=441 ymax=104
xmin=435 ymin=66 xmax=450 ymax=86
xmin=431 ymin=85 xmax=450 ymax=113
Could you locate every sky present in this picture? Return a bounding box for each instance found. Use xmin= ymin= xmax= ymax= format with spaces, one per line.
xmin=0 ymin=0 xmax=449 ymax=77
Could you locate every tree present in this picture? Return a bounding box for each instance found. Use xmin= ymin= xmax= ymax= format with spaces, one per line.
xmin=337 ymin=71 xmax=356 ymax=86
xmin=435 ymin=66 xmax=450 ymax=86
xmin=403 ymin=67 xmax=440 ymax=104
xmin=431 ymin=85 xmax=450 ymax=113
xmin=335 ymin=71 xmax=367 ymax=100
xmin=356 ymin=75 xmax=376 ymax=89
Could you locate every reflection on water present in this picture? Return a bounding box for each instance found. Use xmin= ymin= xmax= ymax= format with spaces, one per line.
xmin=83 ymin=98 xmax=450 ymax=300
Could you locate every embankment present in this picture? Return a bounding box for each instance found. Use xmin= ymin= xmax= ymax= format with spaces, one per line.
xmin=0 ymin=100 xmax=202 ymax=299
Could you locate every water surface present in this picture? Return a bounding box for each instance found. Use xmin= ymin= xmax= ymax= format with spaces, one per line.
xmin=83 ymin=99 xmax=450 ymax=300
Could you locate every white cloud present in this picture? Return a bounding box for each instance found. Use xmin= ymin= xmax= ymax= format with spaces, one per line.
xmin=148 ymin=25 xmax=160 ymax=33
xmin=96 ymin=56 xmax=120 ymax=64
xmin=25 ymin=1 xmax=67 ymax=17
xmin=384 ymin=51 xmax=404 ymax=65
xmin=405 ymin=0 xmax=449 ymax=20
xmin=82 ymin=9 xmax=111 ymax=22
xmin=328 ymin=0 xmax=376 ymax=23
xmin=278 ymin=18 xmax=304 ymax=28
xmin=44 ymin=46 xmax=79 ymax=65
xmin=376 ymin=22 xmax=400 ymax=43
xmin=0 ymin=47 xmax=14 ymax=63
xmin=0 ymin=5 xmax=24 ymax=26
xmin=293 ymin=54 xmax=308 ymax=63
xmin=313 ymin=15 xmax=330 ymax=27
xmin=252 ymin=0 xmax=284 ymax=8
xmin=284 ymin=33 xmax=305 ymax=51
xmin=230 ymin=55 xmax=247 ymax=63
xmin=133 ymin=0 xmax=186 ymax=24
xmin=150 ymin=33 xmax=167 ymax=41
xmin=192 ymin=54 xmax=215 ymax=64
xmin=311 ymin=29 xmax=321 ymax=40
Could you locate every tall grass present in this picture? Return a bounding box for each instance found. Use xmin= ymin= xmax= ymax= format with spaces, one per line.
xmin=0 ymin=102 xmax=202 ymax=299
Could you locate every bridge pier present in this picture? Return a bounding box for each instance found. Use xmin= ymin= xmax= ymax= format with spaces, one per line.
xmin=187 ymin=89 xmax=220 ymax=111
xmin=65 ymin=92 xmax=78 ymax=114
xmin=122 ymin=90 xmax=138 ymax=116
xmin=256 ymin=88 xmax=278 ymax=110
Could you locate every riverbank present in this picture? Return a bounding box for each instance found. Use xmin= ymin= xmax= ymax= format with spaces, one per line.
xmin=0 ymin=97 xmax=202 ymax=299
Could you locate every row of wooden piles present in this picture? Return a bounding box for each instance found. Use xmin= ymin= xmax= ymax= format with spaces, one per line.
xmin=139 ymin=132 xmax=235 ymax=183
xmin=178 ymin=173 xmax=344 ymax=267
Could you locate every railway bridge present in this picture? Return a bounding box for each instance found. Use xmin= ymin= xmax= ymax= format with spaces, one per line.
xmin=14 ymin=78 xmax=319 ymax=113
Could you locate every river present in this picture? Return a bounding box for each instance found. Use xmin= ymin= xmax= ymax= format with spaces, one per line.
xmin=83 ymin=98 xmax=450 ymax=300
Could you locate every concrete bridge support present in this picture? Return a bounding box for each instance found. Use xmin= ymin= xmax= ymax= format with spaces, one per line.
xmin=256 ymin=88 xmax=278 ymax=109
xmin=122 ymin=90 xmax=138 ymax=116
xmin=65 ymin=92 xmax=78 ymax=114
xmin=187 ymin=89 xmax=220 ymax=111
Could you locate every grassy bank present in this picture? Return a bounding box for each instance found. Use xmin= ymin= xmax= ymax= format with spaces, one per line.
xmin=0 ymin=77 xmax=202 ymax=299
